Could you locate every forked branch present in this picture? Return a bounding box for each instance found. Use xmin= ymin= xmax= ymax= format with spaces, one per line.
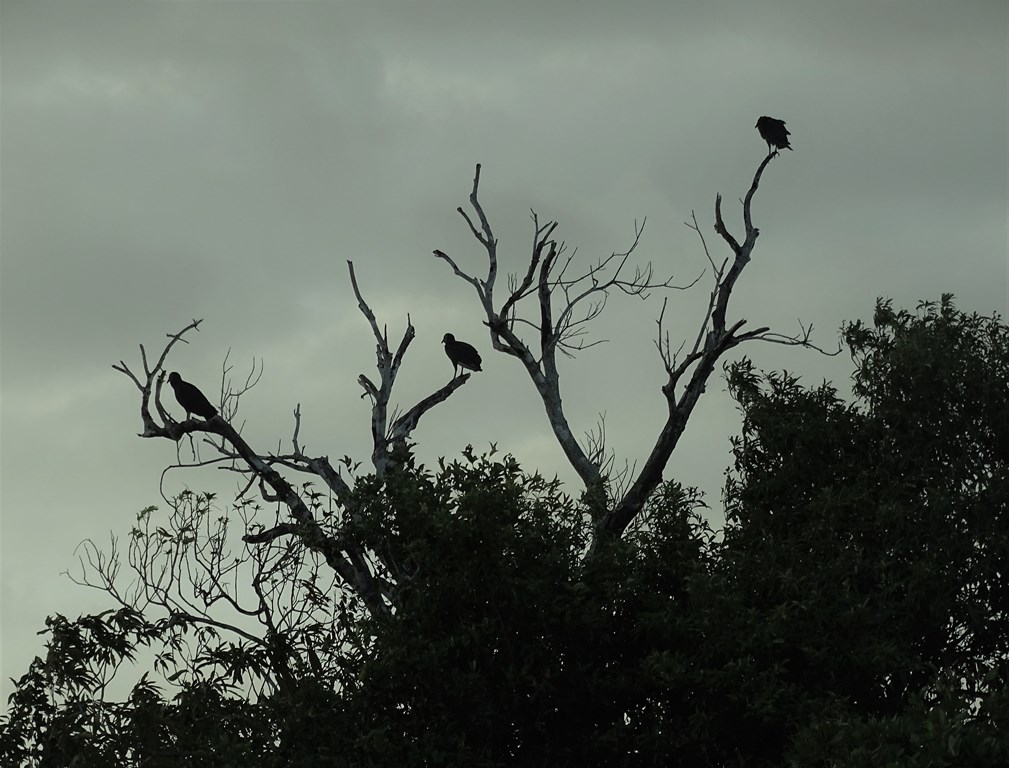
xmin=434 ymin=154 xmax=820 ymax=545
xmin=347 ymin=260 xmax=476 ymax=476
xmin=433 ymin=166 xmax=698 ymax=505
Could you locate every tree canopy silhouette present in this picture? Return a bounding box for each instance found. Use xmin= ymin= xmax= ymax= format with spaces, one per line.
xmin=27 ymin=145 xmax=990 ymax=765
xmin=3 ymin=297 xmax=1007 ymax=767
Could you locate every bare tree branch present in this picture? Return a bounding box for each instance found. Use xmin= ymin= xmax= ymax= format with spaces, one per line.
xmin=433 ymin=156 xmax=825 ymax=545
xmin=116 ymin=322 xmax=390 ymax=618
xmin=432 ymin=166 xmax=715 ymax=525
xmin=116 ymin=255 xmax=496 ymax=618
xmin=69 ymin=494 xmax=358 ymax=696
xmin=347 ymin=260 xmax=477 ymax=477
xmin=113 ymin=318 xmax=205 ymax=437
xmin=598 ymin=152 xmax=791 ymax=538
xmin=433 ymin=170 xmax=690 ymax=496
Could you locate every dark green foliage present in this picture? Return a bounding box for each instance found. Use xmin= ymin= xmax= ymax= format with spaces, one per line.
xmin=346 ymin=461 xmax=713 ymax=767
xmin=723 ymin=295 xmax=1009 ymax=764
xmin=3 ymin=296 xmax=1007 ymax=766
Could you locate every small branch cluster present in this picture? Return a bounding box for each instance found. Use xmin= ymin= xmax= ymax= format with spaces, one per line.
xmin=68 ymin=493 xmax=357 ymax=695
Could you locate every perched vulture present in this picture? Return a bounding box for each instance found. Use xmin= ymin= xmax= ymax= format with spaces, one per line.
xmin=168 ymin=372 xmax=218 ymax=420
xmin=442 ymin=333 xmax=482 ymax=377
xmin=755 ymin=116 xmax=792 ymax=154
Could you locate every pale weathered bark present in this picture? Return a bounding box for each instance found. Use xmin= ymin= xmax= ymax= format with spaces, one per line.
xmin=116 ymin=152 xmax=825 ymax=618
xmin=434 ymin=156 xmax=823 ymax=545
xmin=115 ymin=263 xmax=482 ymax=616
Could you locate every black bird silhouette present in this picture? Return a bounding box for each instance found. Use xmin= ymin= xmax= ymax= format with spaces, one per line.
xmin=168 ymin=372 xmax=218 ymax=420
xmin=442 ymin=333 xmax=482 ymax=378
xmin=755 ymin=116 xmax=792 ymax=155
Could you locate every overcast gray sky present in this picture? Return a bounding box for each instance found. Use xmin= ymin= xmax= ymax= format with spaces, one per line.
xmin=2 ymin=1 xmax=1007 ymax=702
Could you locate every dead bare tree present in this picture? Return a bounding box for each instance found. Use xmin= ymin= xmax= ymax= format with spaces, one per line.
xmin=433 ymin=157 xmax=826 ymax=545
xmin=114 ymin=263 xmax=475 ymax=618
xmin=115 ymin=155 xmax=826 ymax=622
